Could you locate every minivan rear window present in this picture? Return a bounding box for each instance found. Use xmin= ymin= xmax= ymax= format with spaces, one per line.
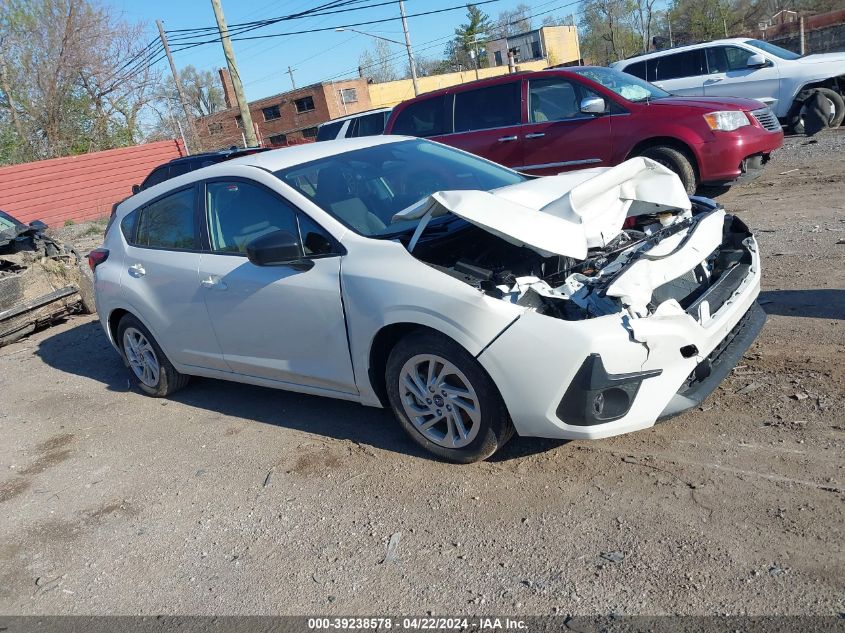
xmin=391 ymin=96 xmax=446 ymax=137
xmin=454 ymin=82 xmax=521 ymax=133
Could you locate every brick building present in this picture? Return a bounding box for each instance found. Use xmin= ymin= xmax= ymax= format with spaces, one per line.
xmin=197 ymin=69 xmax=373 ymax=150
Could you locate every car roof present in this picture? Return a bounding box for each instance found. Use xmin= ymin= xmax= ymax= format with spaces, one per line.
xmin=163 ymin=147 xmax=268 ymax=166
xmin=319 ymin=107 xmax=393 ymax=126
xmin=613 ymin=38 xmax=754 ymax=65
xmin=396 ymin=68 xmax=605 ymax=101
xmin=225 ymin=135 xmax=413 ymax=171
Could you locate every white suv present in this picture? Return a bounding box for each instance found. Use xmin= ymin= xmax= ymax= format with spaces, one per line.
xmin=611 ymin=38 xmax=845 ymax=132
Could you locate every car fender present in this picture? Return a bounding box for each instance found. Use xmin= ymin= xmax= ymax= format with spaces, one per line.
xmin=338 ymin=235 xmax=524 ymax=406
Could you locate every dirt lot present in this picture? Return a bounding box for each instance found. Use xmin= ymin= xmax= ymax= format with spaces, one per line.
xmin=1 ymin=131 xmax=843 ymax=616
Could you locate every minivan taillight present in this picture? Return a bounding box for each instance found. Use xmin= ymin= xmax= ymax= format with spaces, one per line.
xmin=87 ymin=248 xmax=109 ymax=271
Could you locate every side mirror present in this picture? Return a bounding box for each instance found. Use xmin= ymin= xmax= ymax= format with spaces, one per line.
xmin=131 ymin=184 xmax=141 ymax=195
xmin=747 ymin=54 xmax=768 ymax=68
xmin=29 ymin=220 xmax=48 ymax=230
xmin=246 ymin=230 xmax=313 ymax=270
xmin=580 ymin=96 xmax=606 ymax=115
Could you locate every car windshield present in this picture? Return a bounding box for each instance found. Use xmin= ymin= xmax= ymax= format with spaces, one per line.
xmin=275 ymin=139 xmax=525 ymax=238
xmin=746 ymin=39 xmax=802 ymax=60
xmin=570 ymin=66 xmax=670 ymax=102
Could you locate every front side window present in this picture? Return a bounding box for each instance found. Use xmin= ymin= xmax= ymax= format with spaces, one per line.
xmin=294 ymin=96 xmax=315 ymax=113
xmin=454 ymin=82 xmax=521 ymax=133
xmin=529 ymin=78 xmax=582 ymax=122
xmin=391 ymin=96 xmax=445 ymax=137
xmin=205 ymin=181 xmax=298 ymax=254
xmin=275 ymin=139 xmax=524 ymax=238
xmin=135 ymin=188 xmax=197 ymax=250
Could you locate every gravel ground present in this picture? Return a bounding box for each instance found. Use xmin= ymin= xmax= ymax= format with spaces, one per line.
xmin=1 ymin=131 xmax=843 ymax=616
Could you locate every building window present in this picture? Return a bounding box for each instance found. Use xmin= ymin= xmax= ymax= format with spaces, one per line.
xmin=268 ymin=133 xmax=287 ymax=147
xmin=262 ymin=104 xmax=281 ymax=121
xmin=294 ymin=95 xmax=315 ymax=113
xmin=340 ymin=88 xmax=357 ymax=104
xmin=302 ymin=127 xmax=318 ymax=138
xmin=235 ymin=115 xmax=244 ymax=130
xmin=207 ymin=121 xmax=223 ymax=135
xmin=531 ymin=40 xmax=541 ymax=59
xmin=494 ymin=50 xmax=503 ymax=66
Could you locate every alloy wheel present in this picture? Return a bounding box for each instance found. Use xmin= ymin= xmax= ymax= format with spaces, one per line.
xmin=122 ymin=327 xmax=161 ymax=387
xmin=398 ymin=353 xmax=481 ymax=449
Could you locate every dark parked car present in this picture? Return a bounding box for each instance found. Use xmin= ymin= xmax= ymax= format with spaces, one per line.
xmin=384 ymin=67 xmax=783 ymax=193
xmin=132 ymin=146 xmax=270 ymax=194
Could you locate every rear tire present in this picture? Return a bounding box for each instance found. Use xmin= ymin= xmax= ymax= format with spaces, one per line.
xmin=792 ymin=88 xmax=845 ymax=134
xmin=638 ymin=146 xmax=697 ymax=195
xmin=386 ymin=331 xmax=514 ymax=463
xmin=117 ymin=314 xmax=189 ymax=397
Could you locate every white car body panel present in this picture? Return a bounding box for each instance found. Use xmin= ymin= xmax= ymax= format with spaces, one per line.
xmin=94 ymin=137 xmax=765 ymax=447
xmin=612 ymin=38 xmax=845 ymax=119
xmin=394 ymin=158 xmax=690 ymax=260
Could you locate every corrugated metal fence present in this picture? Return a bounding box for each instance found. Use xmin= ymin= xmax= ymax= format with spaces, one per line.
xmin=0 ymin=139 xmax=185 ymax=226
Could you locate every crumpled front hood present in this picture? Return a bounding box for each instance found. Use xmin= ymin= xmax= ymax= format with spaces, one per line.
xmin=392 ymin=157 xmax=691 ymax=260
xmin=800 ymin=52 xmax=845 ymax=65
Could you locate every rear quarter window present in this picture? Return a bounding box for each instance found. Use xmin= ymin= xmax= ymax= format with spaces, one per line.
xmin=391 ymin=96 xmax=446 ymax=137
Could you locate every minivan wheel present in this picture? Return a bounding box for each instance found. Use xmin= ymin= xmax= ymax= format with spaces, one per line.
xmin=639 ymin=146 xmax=697 ymax=195
xmin=386 ymin=331 xmax=515 ymax=463
xmin=117 ymin=314 xmax=189 ymax=397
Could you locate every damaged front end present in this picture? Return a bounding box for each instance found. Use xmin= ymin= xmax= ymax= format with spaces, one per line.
xmin=0 ymin=210 xmax=95 ymax=347
xmin=394 ymin=158 xmax=764 ymax=438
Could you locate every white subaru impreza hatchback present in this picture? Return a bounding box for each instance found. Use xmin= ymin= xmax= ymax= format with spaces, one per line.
xmin=90 ymin=136 xmax=764 ymax=462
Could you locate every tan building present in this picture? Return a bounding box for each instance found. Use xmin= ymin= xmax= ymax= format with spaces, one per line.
xmin=485 ymin=25 xmax=581 ymax=69
xmin=197 ymin=69 xmax=373 ymax=151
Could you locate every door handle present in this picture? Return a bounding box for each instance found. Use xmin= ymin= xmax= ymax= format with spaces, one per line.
xmin=200 ymin=275 xmax=227 ymax=290
xmin=525 ymin=133 xmax=545 ymax=139
xmin=128 ymin=263 xmax=145 ymax=277
xmin=497 ymin=135 xmax=518 ymax=142
xmin=705 ymin=77 xmax=724 ymax=84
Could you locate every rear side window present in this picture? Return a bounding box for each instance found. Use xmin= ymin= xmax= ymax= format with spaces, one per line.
xmin=622 ymin=60 xmax=648 ymax=80
xmin=135 ymin=188 xmax=197 ymax=250
xmin=652 ymin=50 xmax=705 ymax=81
xmin=141 ymin=166 xmax=170 ymax=190
xmin=317 ymin=121 xmax=344 ymax=141
xmin=354 ymin=112 xmax=388 ymax=137
xmin=454 ymin=82 xmax=521 ymax=132
xmin=391 ymin=96 xmax=445 ymax=137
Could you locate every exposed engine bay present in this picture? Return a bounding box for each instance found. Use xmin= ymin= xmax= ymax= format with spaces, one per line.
xmin=411 ymin=200 xmax=754 ymax=322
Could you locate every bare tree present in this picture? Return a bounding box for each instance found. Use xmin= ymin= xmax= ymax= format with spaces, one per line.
xmin=358 ymin=39 xmax=398 ymax=83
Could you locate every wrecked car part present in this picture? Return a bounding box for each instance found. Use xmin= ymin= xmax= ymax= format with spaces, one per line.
xmin=0 ymin=210 xmax=95 ymax=347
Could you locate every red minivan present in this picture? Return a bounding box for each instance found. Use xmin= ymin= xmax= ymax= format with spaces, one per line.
xmin=384 ymin=66 xmax=783 ymax=193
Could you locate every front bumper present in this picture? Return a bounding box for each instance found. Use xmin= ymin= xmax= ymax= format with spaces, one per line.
xmin=477 ymin=231 xmax=763 ymax=441
xmin=696 ymin=125 xmax=783 ymax=184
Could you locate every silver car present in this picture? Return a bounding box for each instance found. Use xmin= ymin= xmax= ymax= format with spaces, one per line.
xmin=90 ymin=136 xmax=764 ymax=462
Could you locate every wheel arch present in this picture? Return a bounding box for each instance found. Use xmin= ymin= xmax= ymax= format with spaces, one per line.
xmin=107 ymin=307 xmax=131 ymax=347
xmin=367 ymin=323 xmax=445 ymax=407
xmin=787 ymin=78 xmax=845 ymax=119
xmin=626 ymin=136 xmax=700 ymax=178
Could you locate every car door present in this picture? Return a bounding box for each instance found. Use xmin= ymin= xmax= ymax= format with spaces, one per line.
xmin=441 ymin=81 xmax=524 ymax=168
xmin=197 ymin=178 xmax=356 ymax=394
xmin=649 ymin=49 xmax=707 ymax=95
xmin=703 ymin=45 xmax=780 ymax=109
xmin=519 ymin=76 xmax=613 ymax=175
xmin=120 ymin=185 xmax=227 ymax=370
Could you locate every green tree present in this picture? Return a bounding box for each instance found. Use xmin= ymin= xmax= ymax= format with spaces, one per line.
xmin=451 ymin=4 xmax=493 ymax=69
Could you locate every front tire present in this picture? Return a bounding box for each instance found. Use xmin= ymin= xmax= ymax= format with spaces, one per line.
xmin=386 ymin=331 xmax=514 ymax=463
xmin=792 ymin=88 xmax=845 ymax=134
xmin=117 ymin=314 xmax=189 ymax=397
xmin=639 ymin=146 xmax=697 ymax=195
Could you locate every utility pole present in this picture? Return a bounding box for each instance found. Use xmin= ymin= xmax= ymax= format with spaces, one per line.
xmin=287 ymin=66 xmax=296 ymax=89
xmin=210 ymin=0 xmax=258 ymax=147
xmin=157 ymin=19 xmax=198 ymax=153
xmin=398 ymin=0 xmax=419 ymax=96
